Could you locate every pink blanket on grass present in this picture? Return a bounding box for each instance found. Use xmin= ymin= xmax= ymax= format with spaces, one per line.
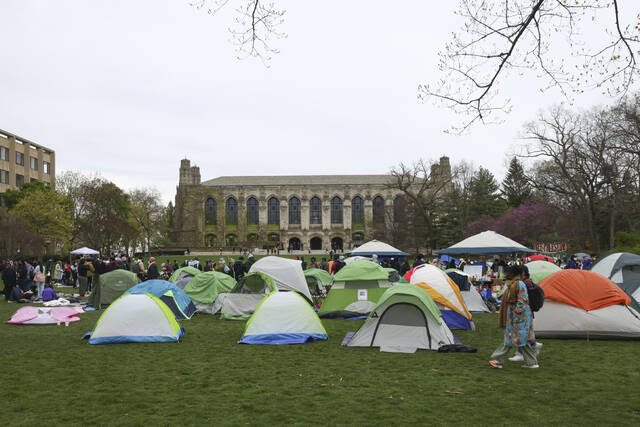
xmin=6 ymin=306 xmax=85 ymax=324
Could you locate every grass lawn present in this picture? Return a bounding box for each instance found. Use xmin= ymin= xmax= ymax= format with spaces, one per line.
xmin=1 ymin=286 xmax=639 ymax=425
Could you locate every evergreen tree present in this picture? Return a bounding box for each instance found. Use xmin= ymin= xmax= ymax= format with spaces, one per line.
xmin=501 ymin=157 xmax=532 ymax=207
xmin=468 ymin=167 xmax=507 ymax=221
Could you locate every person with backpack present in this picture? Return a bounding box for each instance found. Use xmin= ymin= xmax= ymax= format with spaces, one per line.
xmin=489 ymin=263 xmax=539 ymax=369
xmin=508 ymin=265 xmax=543 ymax=362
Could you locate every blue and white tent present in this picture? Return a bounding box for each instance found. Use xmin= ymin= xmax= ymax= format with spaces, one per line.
xmin=86 ymin=293 xmax=184 ymax=345
xmin=437 ymin=230 xmax=536 ymax=255
xmin=239 ymin=291 xmax=327 ymax=345
xmin=124 ymin=280 xmax=196 ymax=320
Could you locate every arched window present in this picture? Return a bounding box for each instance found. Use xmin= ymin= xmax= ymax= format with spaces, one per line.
xmin=310 ymin=197 xmax=322 ymax=224
xmin=393 ymin=195 xmax=407 ymax=223
xmin=204 ymin=234 xmax=216 ymax=247
xmin=373 ymin=196 xmax=385 ymax=224
xmin=247 ymin=197 xmax=259 ymax=225
xmin=289 ymin=197 xmax=301 ymax=224
xmin=331 ymin=197 xmax=343 ymax=224
xmin=226 ymin=197 xmax=238 ymax=225
xmin=268 ymin=197 xmax=280 ymax=225
xmin=205 ymin=198 xmax=217 ymax=225
xmin=352 ymin=196 xmax=364 ymax=224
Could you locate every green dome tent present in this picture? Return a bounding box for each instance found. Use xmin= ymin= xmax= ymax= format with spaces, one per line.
xmin=344 ymin=284 xmax=455 ymax=352
xmin=221 ymin=272 xmax=277 ymax=320
xmin=184 ymin=271 xmax=236 ymax=314
xmin=304 ymin=268 xmax=333 ymax=287
xmin=319 ymin=259 xmax=392 ymax=318
xmin=169 ymin=266 xmax=201 ymax=283
xmin=88 ymin=269 xmax=139 ymax=309
xmin=304 ymin=268 xmax=333 ymax=306
xmin=526 ymin=261 xmax=561 ymax=284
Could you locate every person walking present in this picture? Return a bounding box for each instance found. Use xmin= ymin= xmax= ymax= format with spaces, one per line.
xmin=509 ymin=265 xmax=543 ymax=361
xmin=489 ymin=263 xmax=539 ymax=369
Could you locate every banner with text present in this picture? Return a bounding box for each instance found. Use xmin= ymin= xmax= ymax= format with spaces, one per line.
xmin=534 ymin=242 xmax=567 ymax=253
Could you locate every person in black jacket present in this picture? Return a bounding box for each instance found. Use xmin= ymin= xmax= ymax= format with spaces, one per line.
xmin=233 ymin=257 xmax=246 ymax=280
xmin=2 ymin=263 xmax=17 ymax=300
xmin=147 ymin=257 xmax=159 ymax=280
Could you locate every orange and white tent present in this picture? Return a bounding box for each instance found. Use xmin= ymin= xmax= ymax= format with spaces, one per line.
xmin=409 ymin=264 xmax=473 ymax=329
xmin=534 ymin=270 xmax=640 ymax=339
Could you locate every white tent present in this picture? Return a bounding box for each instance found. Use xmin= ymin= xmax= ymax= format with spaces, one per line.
xmin=344 ymin=256 xmax=368 ymax=264
xmin=248 ymin=256 xmax=312 ymax=301
xmin=87 ymin=293 xmax=184 ymax=344
xmin=590 ymin=252 xmax=640 ymax=284
xmin=350 ymin=240 xmax=409 ymax=256
xmin=437 ymin=230 xmax=535 ymax=255
xmin=238 ymin=292 xmax=327 ymax=344
xmin=70 ymin=247 xmax=100 ymax=255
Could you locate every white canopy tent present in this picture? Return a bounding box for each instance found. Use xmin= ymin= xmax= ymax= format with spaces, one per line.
xmin=248 ymin=256 xmax=312 ymax=301
xmin=437 ymin=231 xmax=535 ymax=255
xmin=70 ymin=247 xmax=100 ymax=255
xmin=350 ymin=240 xmax=409 ymax=257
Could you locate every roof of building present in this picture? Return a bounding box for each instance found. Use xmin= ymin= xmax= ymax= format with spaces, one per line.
xmin=201 ymin=175 xmax=393 ymax=187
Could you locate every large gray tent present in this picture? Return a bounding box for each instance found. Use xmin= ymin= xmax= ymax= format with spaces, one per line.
xmin=591 ymin=252 xmax=640 ymax=284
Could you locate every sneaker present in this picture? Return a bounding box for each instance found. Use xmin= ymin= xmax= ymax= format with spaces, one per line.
xmin=488 ymin=360 xmax=502 ymax=369
xmin=522 ymin=364 xmax=539 ymax=369
xmin=534 ymin=342 xmax=543 ymax=350
xmin=508 ymin=353 xmax=524 ymax=362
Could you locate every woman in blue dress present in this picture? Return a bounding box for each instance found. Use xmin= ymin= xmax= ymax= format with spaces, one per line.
xmin=489 ymin=263 xmax=539 ymax=369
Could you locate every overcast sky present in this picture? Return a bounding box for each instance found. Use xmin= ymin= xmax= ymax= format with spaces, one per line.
xmin=1 ymin=1 xmax=633 ymax=204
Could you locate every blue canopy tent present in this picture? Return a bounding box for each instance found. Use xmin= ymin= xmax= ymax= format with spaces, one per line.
xmin=349 ymin=240 xmax=409 ymax=263
xmin=437 ymin=231 xmax=536 ymax=255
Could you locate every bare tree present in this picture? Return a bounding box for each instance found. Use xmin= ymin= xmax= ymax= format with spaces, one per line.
xmin=388 ymin=159 xmax=453 ymax=251
xmin=190 ymin=0 xmax=286 ymax=64
xmin=423 ymin=0 xmax=640 ymax=132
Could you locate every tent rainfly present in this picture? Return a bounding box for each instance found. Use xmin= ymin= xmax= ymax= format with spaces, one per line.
xmin=535 ymin=270 xmax=640 ymax=339
xmin=437 ymin=230 xmax=536 ymax=255
xmin=350 ymin=240 xmax=409 ymax=257
xmin=318 ymin=259 xmax=393 ymax=318
xmin=590 ymin=252 xmax=640 ymax=284
xmin=70 ymin=247 xmax=100 ymax=255
xmin=249 ymin=256 xmax=312 ymax=301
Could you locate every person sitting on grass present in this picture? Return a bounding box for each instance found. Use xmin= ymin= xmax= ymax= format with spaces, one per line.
xmin=8 ymin=284 xmax=23 ymax=303
xmin=42 ymin=284 xmax=58 ymax=302
xmin=489 ymin=263 xmax=539 ymax=369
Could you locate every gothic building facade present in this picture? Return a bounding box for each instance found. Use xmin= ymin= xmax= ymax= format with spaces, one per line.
xmin=171 ymin=157 xmax=451 ymax=251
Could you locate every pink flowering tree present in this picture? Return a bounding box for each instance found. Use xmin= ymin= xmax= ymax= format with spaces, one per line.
xmin=464 ymin=200 xmax=558 ymax=246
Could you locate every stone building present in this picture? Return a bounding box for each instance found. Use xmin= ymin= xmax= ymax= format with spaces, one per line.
xmin=0 ymin=129 xmax=55 ymax=205
xmin=171 ymin=157 xmax=451 ymax=251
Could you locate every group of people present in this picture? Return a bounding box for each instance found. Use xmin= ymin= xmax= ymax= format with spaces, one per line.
xmin=1 ymin=259 xmax=57 ymax=302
